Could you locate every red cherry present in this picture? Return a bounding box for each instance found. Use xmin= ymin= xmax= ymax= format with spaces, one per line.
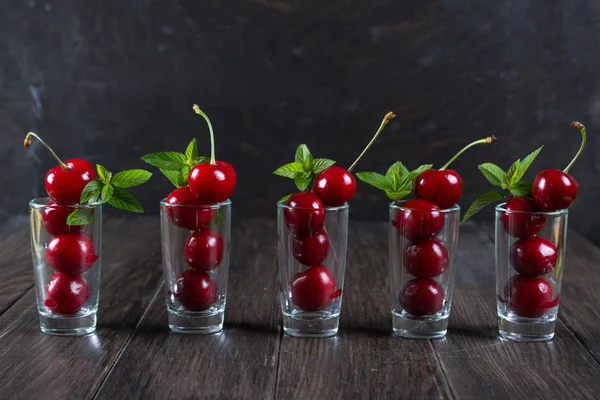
xmin=404 ymin=238 xmax=449 ymax=278
xmin=174 ymin=269 xmax=217 ymax=311
xmin=393 ymin=199 xmax=444 ymax=242
xmin=400 ymin=278 xmax=444 ymax=316
xmin=46 ymin=158 xmax=97 ymax=205
xmin=165 ymin=187 xmax=215 ymax=230
xmin=414 ymin=169 xmax=462 ymax=209
xmin=184 ymin=228 xmax=224 ymax=271
xmin=291 ymin=265 xmax=337 ymax=311
xmin=292 ymin=229 xmax=330 ymax=266
xmin=46 ymin=233 xmax=98 ymax=274
xmin=510 ymin=237 xmax=557 ymax=276
xmin=188 ymin=161 xmax=236 ymax=204
xmin=44 ymin=273 xmax=90 ymax=315
xmin=42 ymin=201 xmax=83 ymax=236
xmin=505 ymin=275 xmax=554 ymax=318
xmin=501 ymin=197 xmax=546 ymax=238
xmin=284 ymin=192 xmax=326 ymax=238
xmin=313 ymin=166 xmax=356 ymax=206
xmin=532 ymin=169 xmax=578 ymax=211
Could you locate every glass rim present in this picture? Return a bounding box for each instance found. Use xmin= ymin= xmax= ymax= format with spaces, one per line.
xmin=29 ymin=197 xmax=103 ymax=210
xmin=495 ymin=202 xmax=568 ymax=216
xmin=160 ymin=198 xmax=231 ymax=209
xmin=389 ymin=200 xmax=460 ymax=213
xmin=277 ymin=200 xmax=349 ymax=212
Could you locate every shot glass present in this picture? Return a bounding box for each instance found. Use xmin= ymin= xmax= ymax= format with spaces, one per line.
xmin=277 ymin=201 xmax=348 ymax=338
xmin=29 ymin=198 xmax=102 ymax=336
xmin=495 ymin=203 xmax=567 ymax=341
xmin=160 ymin=199 xmax=231 ymax=334
xmin=389 ymin=201 xmax=460 ymax=339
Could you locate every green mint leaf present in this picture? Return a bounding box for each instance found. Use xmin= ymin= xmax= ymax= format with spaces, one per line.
xmin=385 ymin=162 xmax=409 ymax=182
xmin=462 ymin=191 xmax=504 ymax=223
xmin=302 ymin=154 xmax=314 ymax=171
xmin=273 ymin=162 xmax=305 ymax=178
xmin=294 ymin=175 xmax=312 ymax=191
xmin=192 ymin=156 xmax=210 ymax=165
xmin=107 ymin=188 xmax=144 ymax=213
xmin=279 ymin=193 xmax=293 ymax=203
xmin=405 ymin=164 xmax=433 ymax=185
xmin=111 ymin=169 xmax=152 ymax=188
xmin=80 ymin=180 xmax=104 ymax=203
xmin=509 ymin=181 xmax=533 ymax=197
xmin=160 ymin=168 xmax=187 ymax=188
xmin=356 ymin=172 xmax=388 ymax=190
xmin=312 ymin=158 xmax=336 ymax=174
xmin=96 ymin=164 xmax=111 ymax=184
xmin=181 ymin=165 xmax=191 ymax=181
xmin=384 ymin=189 xmax=412 ymax=201
xmin=295 ymin=144 xmax=311 ymax=163
xmin=511 ymin=146 xmax=543 ymax=185
xmin=101 ymin=184 xmax=114 ymax=203
xmin=185 ymin=139 xmax=198 ymax=162
xmin=478 ymin=163 xmax=506 ymax=187
xmin=505 ymin=159 xmax=520 ymax=187
xmin=141 ymin=152 xmax=187 ymax=170
xmin=66 ymin=208 xmax=96 ymax=226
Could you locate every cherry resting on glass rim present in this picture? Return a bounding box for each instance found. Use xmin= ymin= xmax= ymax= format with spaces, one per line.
xmin=184 ymin=228 xmax=224 ymax=271
xmin=313 ymin=166 xmax=356 ymax=207
xmin=291 ymin=265 xmax=337 ymax=312
xmin=393 ymin=199 xmax=444 ymax=242
xmin=400 ymin=278 xmax=444 ymax=316
xmin=189 ymin=160 xmax=236 ymax=204
xmin=510 ymin=237 xmax=557 ymax=276
xmin=46 ymin=233 xmax=98 ymax=274
xmin=404 ymin=238 xmax=448 ymax=279
xmin=505 ymin=275 xmax=553 ymax=318
xmin=284 ymin=192 xmax=326 ymax=238
xmin=165 ymin=187 xmax=215 ymax=230
xmin=45 ymin=273 xmax=90 ymax=315
xmin=175 ymin=269 xmax=218 ymax=311
xmin=501 ymin=197 xmax=546 ymax=238
xmin=293 ymin=229 xmax=329 ymax=266
xmin=42 ymin=201 xmax=83 ymax=236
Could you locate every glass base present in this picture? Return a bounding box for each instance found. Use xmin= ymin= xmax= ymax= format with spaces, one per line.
xmin=498 ymin=314 xmax=556 ymax=342
xmin=282 ymin=311 xmax=340 ymax=338
xmin=168 ymin=308 xmax=224 ymax=334
xmin=39 ymin=310 xmax=97 ymax=336
xmin=392 ymin=311 xmax=448 ymax=339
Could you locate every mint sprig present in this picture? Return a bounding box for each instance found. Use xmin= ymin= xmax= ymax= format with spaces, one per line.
xmin=356 ymin=162 xmax=433 ymax=201
xmin=273 ymin=144 xmax=336 ymax=192
xmin=66 ymin=165 xmax=152 ymax=225
xmin=462 ymin=146 xmax=543 ymax=222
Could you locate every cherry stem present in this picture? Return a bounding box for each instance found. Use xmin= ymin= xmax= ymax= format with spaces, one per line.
xmin=347 ymin=111 xmax=396 ymax=173
xmin=439 ymin=136 xmax=496 ymax=171
xmin=564 ymin=121 xmax=586 ymax=174
xmin=192 ymin=104 xmax=216 ymax=165
xmin=23 ymin=132 xmax=69 ymax=170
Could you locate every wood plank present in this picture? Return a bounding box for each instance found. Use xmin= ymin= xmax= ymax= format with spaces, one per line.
xmin=275 ymin=222 xmax=453 ymax=399
xmin=94 ymin=220 xmax=282 ymax=400
xmin=0 ymin=217 xmax=164 ymax=399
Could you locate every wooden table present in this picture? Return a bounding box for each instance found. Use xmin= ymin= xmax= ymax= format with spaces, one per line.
xmin=1 ymin=216 xmax=599 ymax=399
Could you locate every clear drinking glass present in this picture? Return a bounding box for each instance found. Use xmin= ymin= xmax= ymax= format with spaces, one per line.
xmin=389 ymin=202 xmax=460 ymax=339
xmin=495 ymin=203 xmax=567 ymax=341
xmin=29 ymin=198 xmax=102 ymax=336
xmin=277 ymin=201 xmax=348 ymax=338
xmin=160 ymin=199 xmax=231 ymax=334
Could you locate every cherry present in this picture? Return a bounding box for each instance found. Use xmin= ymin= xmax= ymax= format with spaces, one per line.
xmin=414 ymin=136 xmax=495 ymax=209
xmin=165 ymin=186 xmax=215 ymax=230
xmin=46 ymin=233 xmax=98 ymax=274
xmin=291 ymin=265 xmax=337 ymax=312
xmin=284 ymin=192 xmax=326 ymax=238
xmin=400 ymin=278 xmax=444 ymax=316
xmin=42 ymin=201 xmax=83 ymax=236
xmin=510 ymin=237 xmax=557 ymax=276
xmin=313 ymin=166 xmax=356 ymax=207
xmin=292 ymin=229 xmax=330 ymax=266
xmin=501 ymin=197 xmax=546 ymax=238
xmin=532 ymin=121 xmax=586 ymax=211
xmin=174 ymin=269 xmax=218 ymax=311
xmin=45 ymin=273 xmax=90 ymax=315
xmin=392 ymin=199 xmax=444 ymax=242
xmin=505 ymin=275 xmax=554 ymax=318
xmin=188 ymin=105 xmax=236 ymax=203
xmin=184 ymin=228 xmax=224 ymax=271
xmin=404 ymin=238 xmax=448 ymax=278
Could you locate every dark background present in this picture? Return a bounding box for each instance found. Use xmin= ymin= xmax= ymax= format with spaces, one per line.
xmin=2 ymin=1 xmax=599 ymax=241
